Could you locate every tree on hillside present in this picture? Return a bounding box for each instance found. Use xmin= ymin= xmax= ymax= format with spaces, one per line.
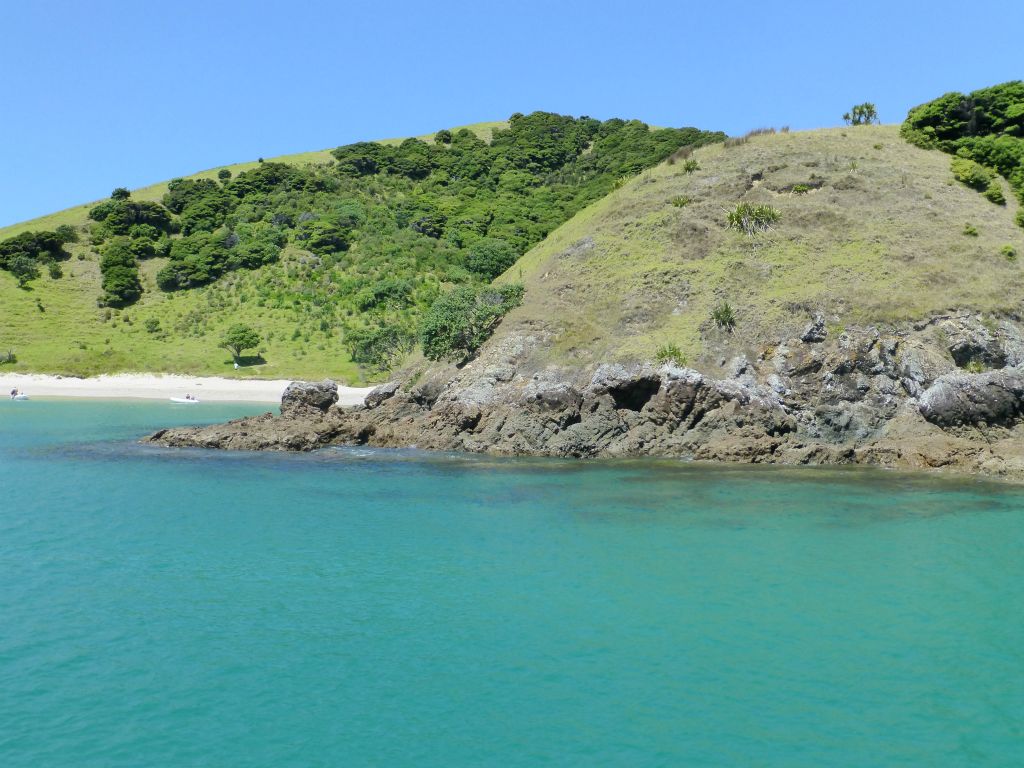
xmin=111 ymin=187 xmax=131 ymax=200
xmin=465 ymin=238 xmax=519 ymax=280
xmin=8 ymin=253 xmax=40 ymax=288
xmin=98 ymin=238 xmax=142 ymax=306
xmin=219 ymin=324 xmax=262 ymax=361
xmin=54 ymin=224 xmax=79 ymax=244
xmin=420 ymin=284 xmax=524 ymax=362
xmin=843 ymin=103 xmax=880 ymax=126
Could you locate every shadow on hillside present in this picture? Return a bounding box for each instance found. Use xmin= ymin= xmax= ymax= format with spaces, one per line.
xmin=226 ymin=355 xmax=266 ymax=368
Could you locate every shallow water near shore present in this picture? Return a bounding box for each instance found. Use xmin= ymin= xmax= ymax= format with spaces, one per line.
xmin=2 ymin=401 xmax=1023 ymax=766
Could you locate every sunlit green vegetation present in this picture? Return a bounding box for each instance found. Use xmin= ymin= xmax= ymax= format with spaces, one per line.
xmin=903 ymin=81 xmax=1024 ymax=209
xmin=0 ymin=113 xmax=723 ymax=378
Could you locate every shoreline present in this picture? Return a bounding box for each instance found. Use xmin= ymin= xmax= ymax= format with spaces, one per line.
xmin=0 ymin=373 xmax=374 ymax=406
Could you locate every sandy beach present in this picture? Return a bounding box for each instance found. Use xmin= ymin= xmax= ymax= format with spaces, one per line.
xmin=0 ymin=373 xmax=374 ymax=406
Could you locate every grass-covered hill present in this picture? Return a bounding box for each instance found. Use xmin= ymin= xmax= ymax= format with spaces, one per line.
xmin=444 ymin=117 xmax=1024 ymax=379
xmin=0 ymin=114 xmax=721 ymax=381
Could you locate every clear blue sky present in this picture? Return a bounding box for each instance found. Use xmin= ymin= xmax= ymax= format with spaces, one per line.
xmin=1 ymin=0 xmax=1021 ymax=227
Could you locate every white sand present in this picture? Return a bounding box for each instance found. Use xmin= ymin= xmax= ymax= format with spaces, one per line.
xmin=0 ymin=373 xmax=374 ymax=406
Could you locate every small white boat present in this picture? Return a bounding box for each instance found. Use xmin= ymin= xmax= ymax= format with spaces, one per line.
xmin=10 ymin=394 xmax=29 ymax=401
xmin=170 ymin=397 xmax=200 ymax=404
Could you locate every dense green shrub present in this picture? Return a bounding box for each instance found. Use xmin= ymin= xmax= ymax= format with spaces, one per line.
xmin=295 ymin=219 xmax=350 ymax=255
xmin=332 ymin=142 xmax=394 ymax=177
xmin=984 ymin=181 xmax=1006 ymax=205
xmin=420 ymin=283 xmax=524 ymax=362
xmin=229 ymin=222 xmax=285 ymax=269
xmin=8 ymin=254 xmax=40 ymax=287
xmin=902 ymin=82 xmax=1024 ymax=148
xmin=465 ymin=238 xmax=518 ymax=280
xmin=155 ymin=223 xmax=285 ymax=291
xmin=99 ymin=238 xmax=142 ymax=306
xmin=0 ymin=230 xmax=67 ymax=268
xmin=100 ymin=262 xmax=141 ymax=306
xmin=163 ymin=178 xmax=235 ymax=234
xmin=0 ymin=230 xmax=70 ymax=286
xmin=156 ymin=231 xmax=228 ymax=290
xmin=951 ymin=156 xmax=994 ymax=190
xmin=963 ymin=223 xmax=979 ymax=236
xmin=54 ymin=224 xmax=79 ymax=243
xmin=1001 ymin=244 xmax=1017 ymax=260
xmin=354 ymin=278 xmax=414 ymax=311
xmin=88 ymin=198 xmax=173 ymax=237
xmin=1017 ymin=209 xmax=1024 ymax=228
xmin=903 ymin=82 xmax=1024 ymax=204
xmin=345 ymin=324 xmax=415 ymax=370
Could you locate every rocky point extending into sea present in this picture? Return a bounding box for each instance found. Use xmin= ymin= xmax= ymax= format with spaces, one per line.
xmin=146 ymin=311 xmax=1024 ymax=481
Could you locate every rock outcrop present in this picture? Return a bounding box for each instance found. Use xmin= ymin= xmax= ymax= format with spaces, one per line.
xmin=919 ymin=369 xmax=1024 ymax=427
xmin=280 ymin=380 xmax=339 ymax=416
xmin=145 ymin=313 xmax=1024 ymax=482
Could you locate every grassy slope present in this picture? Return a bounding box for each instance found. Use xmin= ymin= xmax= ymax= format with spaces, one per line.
xmin=0 ymin=122 xmax=506 ymax=382
xmin=488 ymin=125 xmax=1024 ymax=372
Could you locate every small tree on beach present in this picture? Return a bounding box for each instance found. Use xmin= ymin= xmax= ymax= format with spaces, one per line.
xmin=219 ymin=324 xmax=261 ymax=361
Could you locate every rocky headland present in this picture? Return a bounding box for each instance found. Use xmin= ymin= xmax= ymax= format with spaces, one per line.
xmin=146 ymin=312 xmax=1024 ymax=481
xmin=144 ymin=123 xmax=1024 ymax=481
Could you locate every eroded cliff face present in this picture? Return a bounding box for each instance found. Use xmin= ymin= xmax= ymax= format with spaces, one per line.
xmin=147 ymin=312 xmax=1024 ymax=481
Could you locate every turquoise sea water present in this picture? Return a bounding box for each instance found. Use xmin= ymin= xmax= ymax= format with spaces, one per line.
xmin=2 ymin=401 xmax=1023 ymax=767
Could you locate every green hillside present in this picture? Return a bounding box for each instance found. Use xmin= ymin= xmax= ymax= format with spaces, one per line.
xmin=0 ymin=115 xmax=721 ymax=381
xmin=449 ymin=121 xmax=1024 ymax=377
xmin=8 ymin=83 xmax=1022 ymax=386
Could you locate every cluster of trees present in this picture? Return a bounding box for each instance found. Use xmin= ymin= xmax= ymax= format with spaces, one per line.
xmin=156 ymin=222 xmax=285 ymax=290
xmin=330 ymin=115 xmax=721 ymax=253
xmin=88 ymin=189 xmax=176 ymax=304
xmin=6 ymin=111 xmax=724 ymax=370
xmin=0 ymin=229 xmax=71 ymax=287
xmin=902 ymin=81 xmax=1024 ymax=214
xmin=327 ymin=113 xmax=722 ymax=365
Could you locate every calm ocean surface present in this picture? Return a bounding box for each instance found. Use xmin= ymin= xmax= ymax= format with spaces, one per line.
xmin=1 ymin=400 xmax=1023 ymax=766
